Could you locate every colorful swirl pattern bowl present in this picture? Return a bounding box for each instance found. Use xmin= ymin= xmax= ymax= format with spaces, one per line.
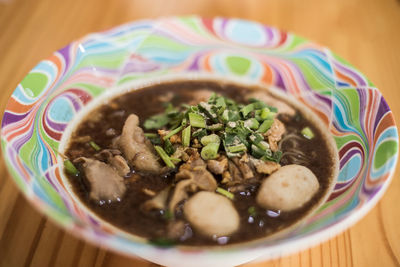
xmin=1 ymin=16 xmax=398 ymax=267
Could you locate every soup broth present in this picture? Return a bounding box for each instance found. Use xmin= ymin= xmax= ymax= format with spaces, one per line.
xmin=63 ymin=80 xmax=336 ymax=246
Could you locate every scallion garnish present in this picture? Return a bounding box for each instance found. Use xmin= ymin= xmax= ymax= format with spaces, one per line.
xmin=301 ymin=127 xmax=314 ymax=139
xmin=216 ymin=187 xmax=234 ymax=200
xmin=257 ymin=119 xmax=274 ymax=133
xmin=64 ymin=159 xmax=79 ymax=176
xmin=182 ymin=126 xmax=191 ymax=147
xmin=89 ymin=141 xmax=101 ymax=151
xmin=226 ymin=143 xmax=247 ymax=153
xmin=201 ymin=142 xmax=220 ymax=160
xmin=142 ymin=92 xmax=284 ymax=166
xmin=154 ymin=145 xmax=175 ymax=168
xmin=200 ymin=134 xmax=220 ymax=146
xmin=163 ymin=125 xmax=183 ymax=141
xmin=241 ymin=103 xmax=254 ymax=118
xmin=188 ymin=113 xmax=206 ymax=128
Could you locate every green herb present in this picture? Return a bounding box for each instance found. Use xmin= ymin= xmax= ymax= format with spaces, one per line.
xmin=163 ymin=125 xmax=183 ymax=141
xmin=260 ymin=107 xmax=270 ymax=120
xmin=201 ymin=142 xmax=220 ymax=160
xmin=200 ymin=134 xmax=220 ymax=146
xmin=206 ymin=123 xmax=224 ymax=131
xmin=170 ymin=157 xmax=182 ymax=164
xmin=248 ymin=206 xmax=257 ymax=217
xmin=192 ymin=128 xmax=208 ymax=139
xmin=154 ymin=145 xmax=175 ymax=168
xmin=145 ymin=133 xmax=162 ymax=145
xmin=182 ymin=126 xmax=191 ymax=147
xmin=64 ymin=159 xmax=79 ymax=176
xmin=244 ymin=118 xmax=260 ymax=130
xmin=143 ymin=114 xmax=170 ymax=129
xmin=257 ymin=119 xmax=274 ymax=133
xmin=261 ymin=150 xmax=283 ymax=163
xmin=89 ymin=141 xmax=101 ymax=151
xmin=149 ymin=237 xmax=176 ymax=247
xmin=163 ymin=139 xmax=175 ymax=156
xmin=301 ymin=127 xmax=314 ymax=139
xmin=162 ymin=209 xmax=175 ymax=220
xmin=188 ymin=113 xmax=206 ymax=128
xmin=216 ymin=187 xmax=234 ymax=200
xmin=226 ymin=143 xmax=247 ymax=153
xmin=144 ymin=133 xmax=158 ymax=138
xmin=241 ymin=103 xmax=254 ymax=118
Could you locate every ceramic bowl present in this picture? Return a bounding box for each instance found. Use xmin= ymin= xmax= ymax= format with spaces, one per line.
xmin=1 ymin=16 xmax=398 ymax=267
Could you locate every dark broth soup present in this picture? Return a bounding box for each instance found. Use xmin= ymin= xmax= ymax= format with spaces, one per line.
xmin=63 ymin=80 xmax=336 ymax=246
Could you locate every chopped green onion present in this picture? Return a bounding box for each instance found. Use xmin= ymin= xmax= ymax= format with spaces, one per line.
xmin=163 ymin=126 xmax=183 ymax=140
xmin=260 ymin=108 xmax=270 ymax=120
xmin=162 ymin=209 xmax=175 ymax=220
xmin=244 ymin=118 xmax=260 ymax=130
xmin=301 ymin=127 xmax=314 ymax=139
xmin=248 ymin=206 xmax=257 ymax=216
xmin=198 ymin=102 xmax=218 ymax=122
xmin=182 ymin=126 xmax=191 ymax=147
xmin=249 ymin=133 xmax=264 ymax=144
xmin=257 ymin=119 xmax=274 ymax=133
xmin=207 ymin=123 xmax=224 ymax=131
xmin=181 ymin=117 xmax=187 ymax=126
xmin=143 ymin=114 xmax=170 ymax=129
xmin=188 ymin=113 xmax=206 ymax=128
xmin=261 ymin=150 xmax=282 ymax=163
xmin=145 ymin=133 xmax=161 ymax=145
xmin=226 ymin=143 xmax=247 ymax=153
xmin=241 ymin=103 xmax=254 ymax=118
xmin=149 ymin=237 xmax=176 ymax=247
xmin=216 ymin=187 xmax=234 ymax=200
xmin=215 ymin=96 xmax=226 ymax=108
xmin=200 ymin=134 xmax=220 ymax=146
xmin=251 ymin=144 xmax=266 ymax=159
xmin=144 ymin=133 xmax=158 ymax=138
xmin=154 ymin=146 xmax=175 ymax=168
xmin=64 ymin=159 xmax=79 ymax=176
xmin=89 ymin=141 xmax=101 ymax=151
xmin=163 ymin=139 xmax=175 ymax=155
xmin=170 ymin=157 xmax=182 ymax=164
xmin=255 ymin=141 xmax=269 ymax=151
xmin=192 ymin=128 xmax=208 ymax=139
xmin=201 ymin=142 xmax=220 ymax=160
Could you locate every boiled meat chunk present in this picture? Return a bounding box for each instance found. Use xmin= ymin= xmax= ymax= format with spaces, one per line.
xmin=256 ymin=164 xmax=319 ymax=211
xmin=183 ymin=191 xmax=239 ymax=237
xmin=118 ymin=114 xmax=162 ymax=173
xmin=76 ymin=157 xmax=126 ymax=202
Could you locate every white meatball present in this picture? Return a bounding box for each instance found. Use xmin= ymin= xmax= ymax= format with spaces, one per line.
xmin=256 ymin=164 xmax=319 ymax=211
xmin=183 ymin=191 xmax=240 ymax=237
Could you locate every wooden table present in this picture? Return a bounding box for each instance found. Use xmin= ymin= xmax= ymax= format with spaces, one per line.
xmin=0 ymin=0 xmax=399 ymax=266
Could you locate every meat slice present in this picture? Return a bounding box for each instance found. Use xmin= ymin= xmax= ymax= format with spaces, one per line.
xmin=96 ymin=150 xmax=130 ymax=177
xmin=207 ymin=156 xmax=228 ymax=175
xmin=142 ymin=186 xmax=171 ymax=211
xmin=250 ymin=157 xmax=280 ymax=175
xmin=183 ymin=191 xmax=240 ymax=237
xmin=232 ymin=154 xmax=254 ymax=180
xmin=75 ymin=157 xmax=126 ymax=202
xmin=247 ymin=91 xmax=296 ymax=116
xmin=265 ymin=119 xmax=285 ymax=152
xmin=169 ymin=152 xmax=218 ymax=211
xmin=118 ymin=114 xmax=162 ymax=173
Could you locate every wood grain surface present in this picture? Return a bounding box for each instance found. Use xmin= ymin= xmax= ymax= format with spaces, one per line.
xmin=0 ymin=0 xmax=399 ymax=266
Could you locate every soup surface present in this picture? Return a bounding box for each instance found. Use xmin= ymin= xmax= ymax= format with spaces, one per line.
xmin=63 ymin=80 xmax=336 ymax=246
